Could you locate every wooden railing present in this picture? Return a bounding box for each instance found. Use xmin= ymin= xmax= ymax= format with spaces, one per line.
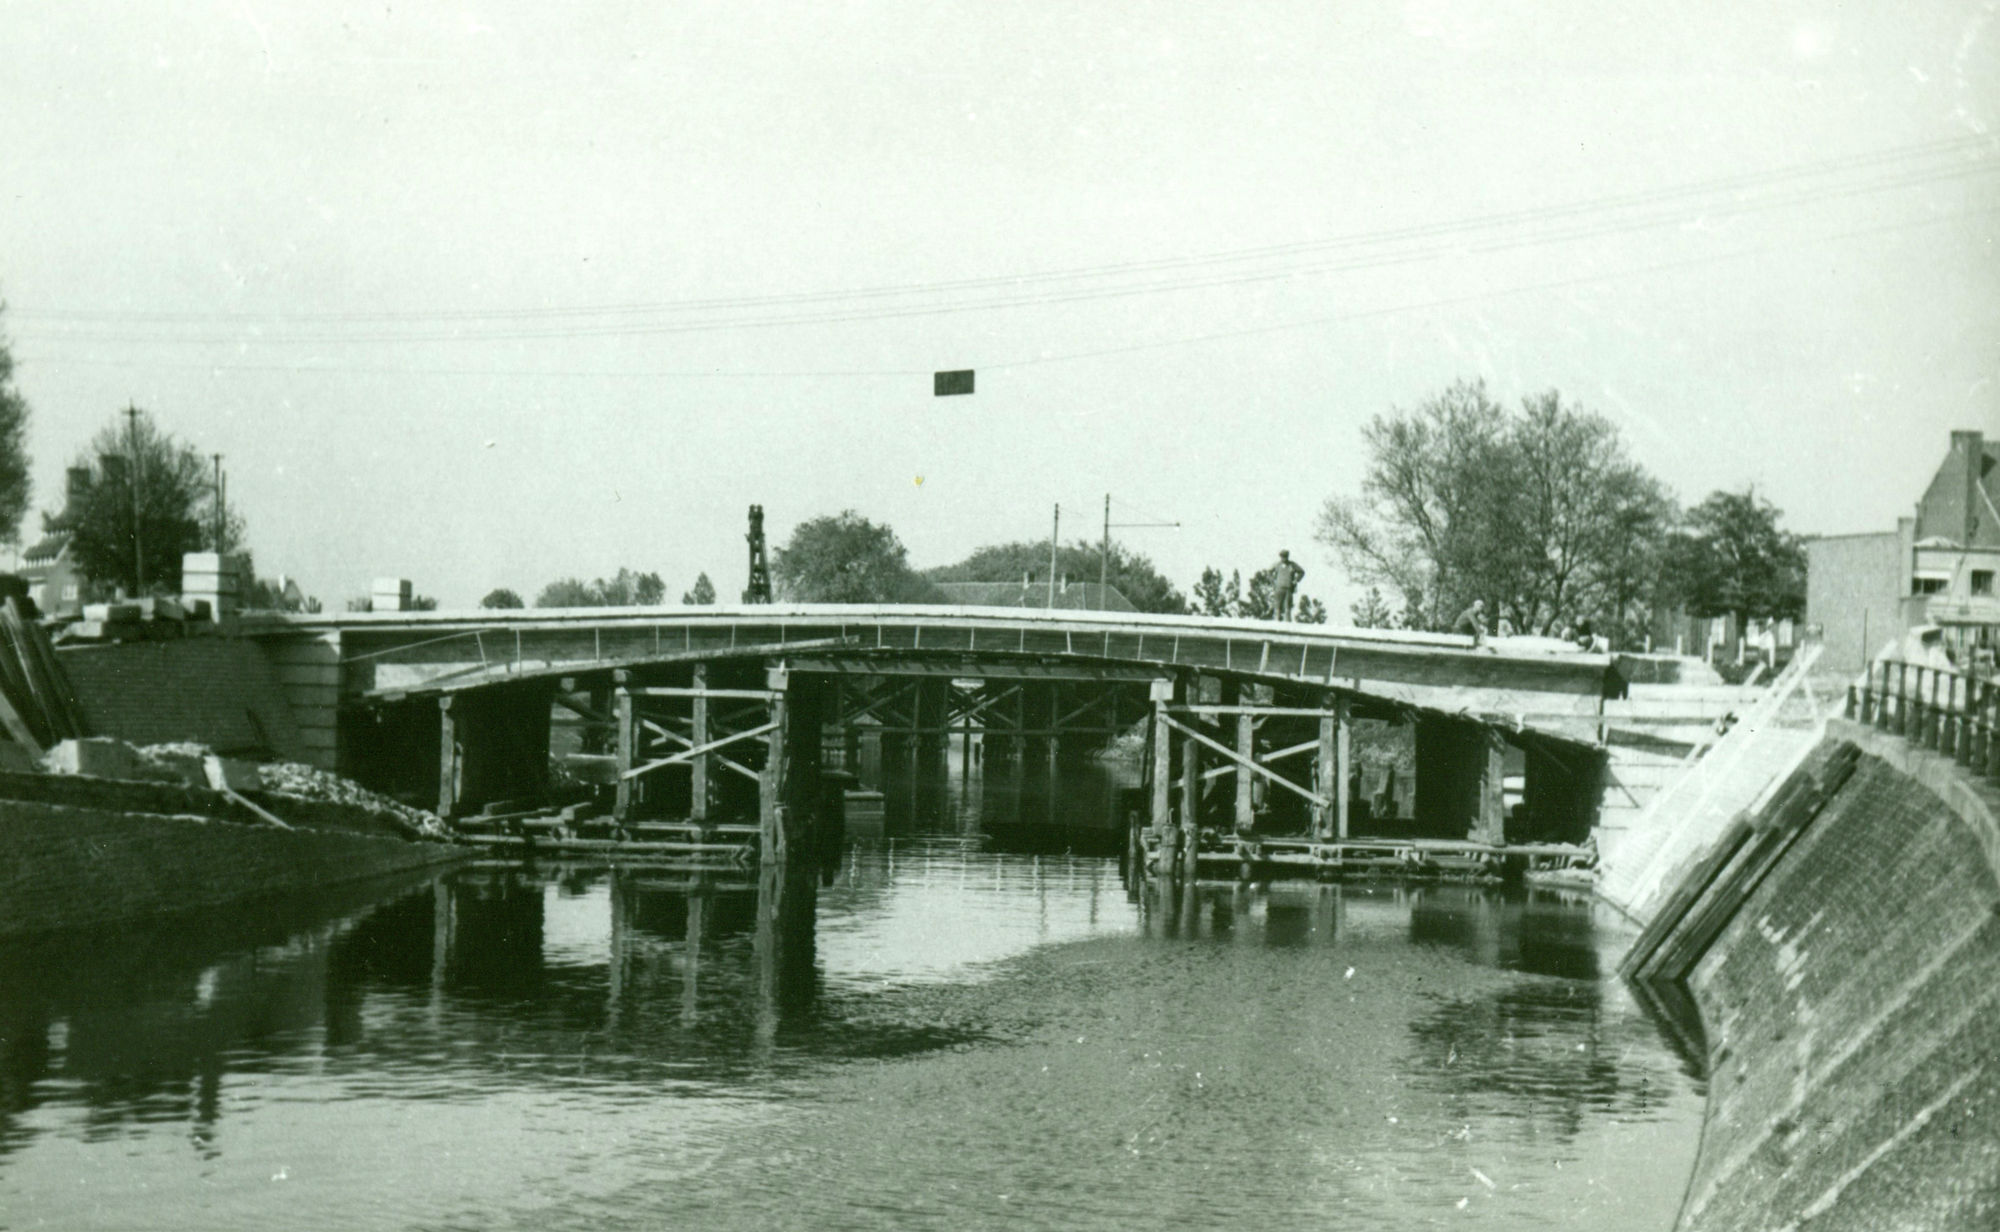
xmin=1848 ymin=660 xmax=2000 ymax=783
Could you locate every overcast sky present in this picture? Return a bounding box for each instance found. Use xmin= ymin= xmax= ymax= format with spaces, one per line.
xmin=3 ymin=1 xmax=1996 ymax=613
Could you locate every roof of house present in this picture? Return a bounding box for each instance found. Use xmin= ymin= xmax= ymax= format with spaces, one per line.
xmin=23 ymin=531 xmax=69 ymax=566
xmin=933 ymin=581 xmax=1140 ymax=612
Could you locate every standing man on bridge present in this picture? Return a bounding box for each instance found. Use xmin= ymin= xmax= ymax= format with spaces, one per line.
xmin=1269 ymin=550 xmax=1304 ymax=622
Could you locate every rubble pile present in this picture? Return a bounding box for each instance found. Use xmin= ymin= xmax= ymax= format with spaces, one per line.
xmin=256 ymin=760 xmax=448 ymax=838
xmin=136 ymin=741 xmax=448 ymax=839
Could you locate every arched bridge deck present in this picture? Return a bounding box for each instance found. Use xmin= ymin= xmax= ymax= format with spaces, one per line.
xmin=244 ymin=603 xmax=1620 ymax=765
xmin=238 ymin=604 xmax=1617 ymax=882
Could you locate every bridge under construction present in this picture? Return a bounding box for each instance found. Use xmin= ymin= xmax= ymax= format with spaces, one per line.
xmin=238 ymin=604 xmax=1620 ymax=888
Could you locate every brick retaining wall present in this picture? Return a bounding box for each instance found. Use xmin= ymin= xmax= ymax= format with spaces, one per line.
xmin=0 ymin=801 xmax=468 ymax=936
xmin=1669 ymin=721 xmax=2000 ymax=1230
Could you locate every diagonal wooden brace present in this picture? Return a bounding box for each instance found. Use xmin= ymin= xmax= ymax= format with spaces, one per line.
xmin=1159 ymin=713 xmax=1329 ymax=809
xmin=622 ymin=720 xmax=780 ymax=780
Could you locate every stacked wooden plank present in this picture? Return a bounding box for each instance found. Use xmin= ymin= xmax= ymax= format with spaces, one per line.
xmin=0 ymin=597 xmax=92 ymax=756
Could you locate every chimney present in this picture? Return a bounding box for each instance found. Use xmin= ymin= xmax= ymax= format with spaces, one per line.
xmin=64 ymin=466 xmax=92 ymax=511
xmin=98 ymin=454 xmax=127 ymax=485
xmin=1953 ymin=430 xmax=1985 ymax=543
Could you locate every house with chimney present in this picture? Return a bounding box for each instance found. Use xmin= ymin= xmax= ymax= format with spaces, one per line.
xmin=1806 ymin=429 xmax=2000 ymax=673
xmin=21 ymin=466 xmax=96 ymax=618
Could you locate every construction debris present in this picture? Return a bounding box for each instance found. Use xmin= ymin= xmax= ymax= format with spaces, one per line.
xmin=52 ymin=738 xmax=455 ymax=840
xmin=252 ymin=758 xmax=449 ymax=838
xmin=0 ymin=596 xmax=91 ymax=753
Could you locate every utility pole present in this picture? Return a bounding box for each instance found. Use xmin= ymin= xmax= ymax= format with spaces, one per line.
xmin=1047 ymin=504 xmax=1060 ymax=609
xmin=1101 ymin=494 xmax=1111 ymax=593
xmin=125 ymin=405 xmax=144 ymax=595
xmin=212 ymin=453 xmax=226 ymax=553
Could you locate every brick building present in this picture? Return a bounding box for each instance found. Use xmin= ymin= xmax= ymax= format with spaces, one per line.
xmin=1806 ymin=429 xmax=2000 ymax=673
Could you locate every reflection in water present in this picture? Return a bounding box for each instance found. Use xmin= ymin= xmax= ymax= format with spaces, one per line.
xmin=0 ymin=802 xmax=1704 ymax=1230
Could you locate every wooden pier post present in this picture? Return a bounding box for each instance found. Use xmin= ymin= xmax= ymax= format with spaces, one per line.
xmin=1474 ymin=731 xmax=1507 ymax=847
xmin=760 ymin=666 xmax=789 ymax=864
xmin=1150 ymin=679 xmax=1173 ymax=869
xmin=613 ymin=672 xmax=635 ymax=820
xmin=1180 ymin=682 xmax=1203 ymax=880
xmin=1335 ymin=695 xmax=1352 ymax=840
xmin=1234 ymin=695 xmax=1255 ymax=835
xmin=436 ymin=695 xmax=459 ymax=819
xmin=690 ymin=663 xmax=710 ymax=827
xmin=1304 ymin=696 xmax=1336 ymax=844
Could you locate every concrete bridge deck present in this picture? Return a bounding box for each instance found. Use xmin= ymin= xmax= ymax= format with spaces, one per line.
xmin=242 ymin=603 xmax=1621 ymax=772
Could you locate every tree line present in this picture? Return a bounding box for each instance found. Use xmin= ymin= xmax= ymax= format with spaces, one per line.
xmin=1320 ymin=379 xmax=1804 ymax=642
xmin=8 ymin=308 xmax=1802 ymax=639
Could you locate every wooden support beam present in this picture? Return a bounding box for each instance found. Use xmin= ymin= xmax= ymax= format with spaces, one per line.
xmin=1264 ymin=738 xmax=1320 ymax=763
xmin=613 ymin=687 xmax=635 ymax=818
xmin=760 ymin=668 xmax=788 ymax=863
xmin=1235 ymin=710 xmax=1255 ymax=833
xmin=1315 ymin=705 xmax=1336 ymax=841
xmin=622 ymin=721 xmax=780 ymax=780
xmin=1336 ymin=695 xmax=1352 ymax=841
xmin=630 ymin=686 xmax=781 ymax=700
xmin=1180 ymin=703 xmax=1202 ymax=880
xmin=1474 ymin=731 xmax=1507 ymax=846
xmin=1166 ymin=704 xmax=1351 ymax=718
xmin=552 ymin=693 xmax=613 ymax=724
xmin=437 ymin=695 xmax=459 ymax=819
xmin=1160 ymin=713 xmax=1330 ymax=809
xmin=691 ymin=663 xmax=710 ymax=824
xmin=1150 ymin=679 xmax=1172 ymax=846
xmin=638 ymin=720 xmax=760 ymax=781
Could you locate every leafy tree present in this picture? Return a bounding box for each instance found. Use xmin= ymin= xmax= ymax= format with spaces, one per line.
xmin=928 ymin=539 xmax=1186 ymax=613
xmin=534 ymin=568 xmax=666 ymax=608
xmin=60 ymin=408 xmax=226 ymax=597
xmin=1663 ymin=488 xmax=1806 ymax=628
xmin=410 ymin=594 xmax=439 ymax=611
xmin=1241 ymin=565 xmax=1285 ymax=620
xmin=0 ymin=320 xmax=30 ymax=546
xmin=1189 ymin=567 xmax=1241 ymax=617
xmin=481 ymin=587 xmax=526 ymax=609
xmin=1316 ymin=379 xmax=1509 ymax=630
xmin=1316 ymin=380 xmax=1673 ymax=643
xmin=773 ymin=510 xmax=941 ymax=603
xmin=1350 ymin=587 xmax=1397 ymax=628
xmin=1188 ymin=562 xmax=1324 ymax=621
xmin=1498 ymin=392 xmax=1674 ymax=638
xmin=535 ymin=577 xmax=597 ymax=608
xmin=681 ymin=572 xmax=717 ymax=605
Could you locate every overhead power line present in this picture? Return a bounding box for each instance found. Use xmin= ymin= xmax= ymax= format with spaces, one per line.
xmin=12 ymin=134 xmax=1995 ymax=348
xmin=23 ymin=200 xmax=1994 ymax=381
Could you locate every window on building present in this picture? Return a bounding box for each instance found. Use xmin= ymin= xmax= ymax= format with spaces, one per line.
xmin=1913 ymin=576 xmax=1948 ymax=595
xmin=1974 ymin=570 xmax=1995 ymax=597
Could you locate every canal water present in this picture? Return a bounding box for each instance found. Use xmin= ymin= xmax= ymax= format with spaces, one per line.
xmin=0 ymin=768 xmax=1706 ymax=1230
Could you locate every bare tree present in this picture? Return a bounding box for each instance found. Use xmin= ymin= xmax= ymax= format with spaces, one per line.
xmin=1317 ymin=381 xmax=1673 ymax=642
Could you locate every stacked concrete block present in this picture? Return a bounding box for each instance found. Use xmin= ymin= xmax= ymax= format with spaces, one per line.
xmin=370 ymin=578 xmax=413 ymax=612
xmin=181 ymin=552 xmax=246 ymax=620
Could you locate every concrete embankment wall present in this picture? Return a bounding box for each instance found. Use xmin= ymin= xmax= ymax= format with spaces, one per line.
xmin=1658 ymin=721 xmax=2000 ymax=1230
xmin=0 ymin=800 xmax=467 ymax=937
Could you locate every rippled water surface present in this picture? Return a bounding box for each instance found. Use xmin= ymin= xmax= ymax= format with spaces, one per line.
xmin=0 ymin=774 xmax=1705 ymax=1230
